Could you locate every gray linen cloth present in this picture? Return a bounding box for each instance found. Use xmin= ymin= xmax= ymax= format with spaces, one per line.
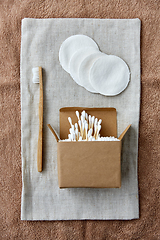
xmin=21 ymin=18 xmax=141 ymax=220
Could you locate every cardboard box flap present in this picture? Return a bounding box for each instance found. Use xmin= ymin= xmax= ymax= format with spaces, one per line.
xmin=59 ymin=107 xmax=117 ymax=139
xmin=118 ymin=124 xmax=131 ymax=141
xmin=47 ymin=124 xmax=59 ymax=142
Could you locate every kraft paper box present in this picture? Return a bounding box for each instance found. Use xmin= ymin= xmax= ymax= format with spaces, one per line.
xmin=51 ymin=107 xmax=131 ymax=188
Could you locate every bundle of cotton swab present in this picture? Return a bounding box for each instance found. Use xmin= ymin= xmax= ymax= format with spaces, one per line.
xmin=62 ymin=110 xmax=120 ymax=142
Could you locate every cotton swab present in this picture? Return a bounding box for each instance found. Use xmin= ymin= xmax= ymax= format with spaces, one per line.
xmin=78 ymin=136 xmax=82 ymax=141
xmin=89 ymin=115 xmax=92 ymax=129
xmin=85 ymin=112 xmax=88 ymax=124
xmin=76 ymin=111 xmax=80 ymax=120
xmin=82 ymin=120 xmax=85 ymax=139
xmin=94 ymin=123 xmax=98 ymax=138
xmin=89 ymin=128 xmax=93 ymax=136
xmin=75 ymin=128 xmax=79 ymax=141
xmin=50 ymin=110 xmax=120 ymax=142
xmin=87 ymin=128 xmax=92 ymax=139
xmin=68 ymin=117 xmax=73 ymax=127
xmin=95 ymin=118 xmax=98 ymax=126
xmin=82 ymin=110 xmax=86 ymax=118
xmin=69 ymin=125 xmax=74 ymax=134
xmin=95 ymin=124 xmax=101 ymax=139
xmin=78 ymin=120 xmax=82 ymax=135
xmin=91 ymin=116 xmax=95 ymax=130
xmin=68 ymin=134 xmax=72 ymax=141
xmin=66 ymin=111 xmax=103 ymax=141
xmin=98 ymin=119 xmax=102 ymax=125
xmin=89 ymin=136 xmax=92 ymax=141
xmin=85 ymin=122 xmax=88 ymax=140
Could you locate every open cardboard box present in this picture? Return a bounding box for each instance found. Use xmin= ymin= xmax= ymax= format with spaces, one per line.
xmin=49 ymin=107 xmax=131 ymax=188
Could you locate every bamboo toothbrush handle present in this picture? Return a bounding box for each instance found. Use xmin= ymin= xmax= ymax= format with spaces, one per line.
xmin=37 ymin=67 xmax=43 ymax=172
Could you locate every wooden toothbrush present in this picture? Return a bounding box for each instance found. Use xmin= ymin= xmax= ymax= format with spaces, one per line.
xmin=32 ymin=66 xmax=43 ymax=172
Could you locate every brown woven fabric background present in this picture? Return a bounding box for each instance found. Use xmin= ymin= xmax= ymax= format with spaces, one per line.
xmin=1 ymin=0 xmax=160 ymax=239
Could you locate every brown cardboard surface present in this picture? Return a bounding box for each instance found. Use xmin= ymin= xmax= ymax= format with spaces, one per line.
xmin=57 ymin=107 xmax=125 ymax=188
xmin=47 ymin=124 xmax=59 ymax=142
xmin=57 ymin=141 xmax=121 ymax=188
xmin=118 ymin=124 xmax=131 ymax=140
xmin=60 ymin=107 xmax=117 ymax=140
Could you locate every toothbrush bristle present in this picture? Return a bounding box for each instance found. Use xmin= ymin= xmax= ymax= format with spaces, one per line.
xmin=32 ymin=67 xmax=40 ymax=83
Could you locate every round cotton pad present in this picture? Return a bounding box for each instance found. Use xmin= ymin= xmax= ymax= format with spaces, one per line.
xmin=59 ymin=35 xmax=99 ymax=73
xmin=69 ymin=47 xmax=99 ymax=86
xmin=90 ymin=55 xmax=130 ymax=96
xmin=79 ymin=52 xmax=105 ymax=93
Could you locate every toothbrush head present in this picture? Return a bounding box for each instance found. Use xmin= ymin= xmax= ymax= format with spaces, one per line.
xmin=32 ymin=67 xmax=41 ymax=83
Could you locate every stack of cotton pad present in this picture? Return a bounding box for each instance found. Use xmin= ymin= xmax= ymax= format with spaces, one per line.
xmin=59 ymin=34 xmax=130 ymax=96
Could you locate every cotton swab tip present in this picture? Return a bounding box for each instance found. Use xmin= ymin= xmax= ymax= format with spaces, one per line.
xmin=68 ymin=117 xmax=72 ymax=126
xmin=98 ymin=119 xmax=102 ymax=125
xmin=76 ymin=111 xmax=80 ymax=120
xmin=82 ymin=110 xmax=86 ymax=118
xmin=92 ymin=116 xmax=95 ymax=124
